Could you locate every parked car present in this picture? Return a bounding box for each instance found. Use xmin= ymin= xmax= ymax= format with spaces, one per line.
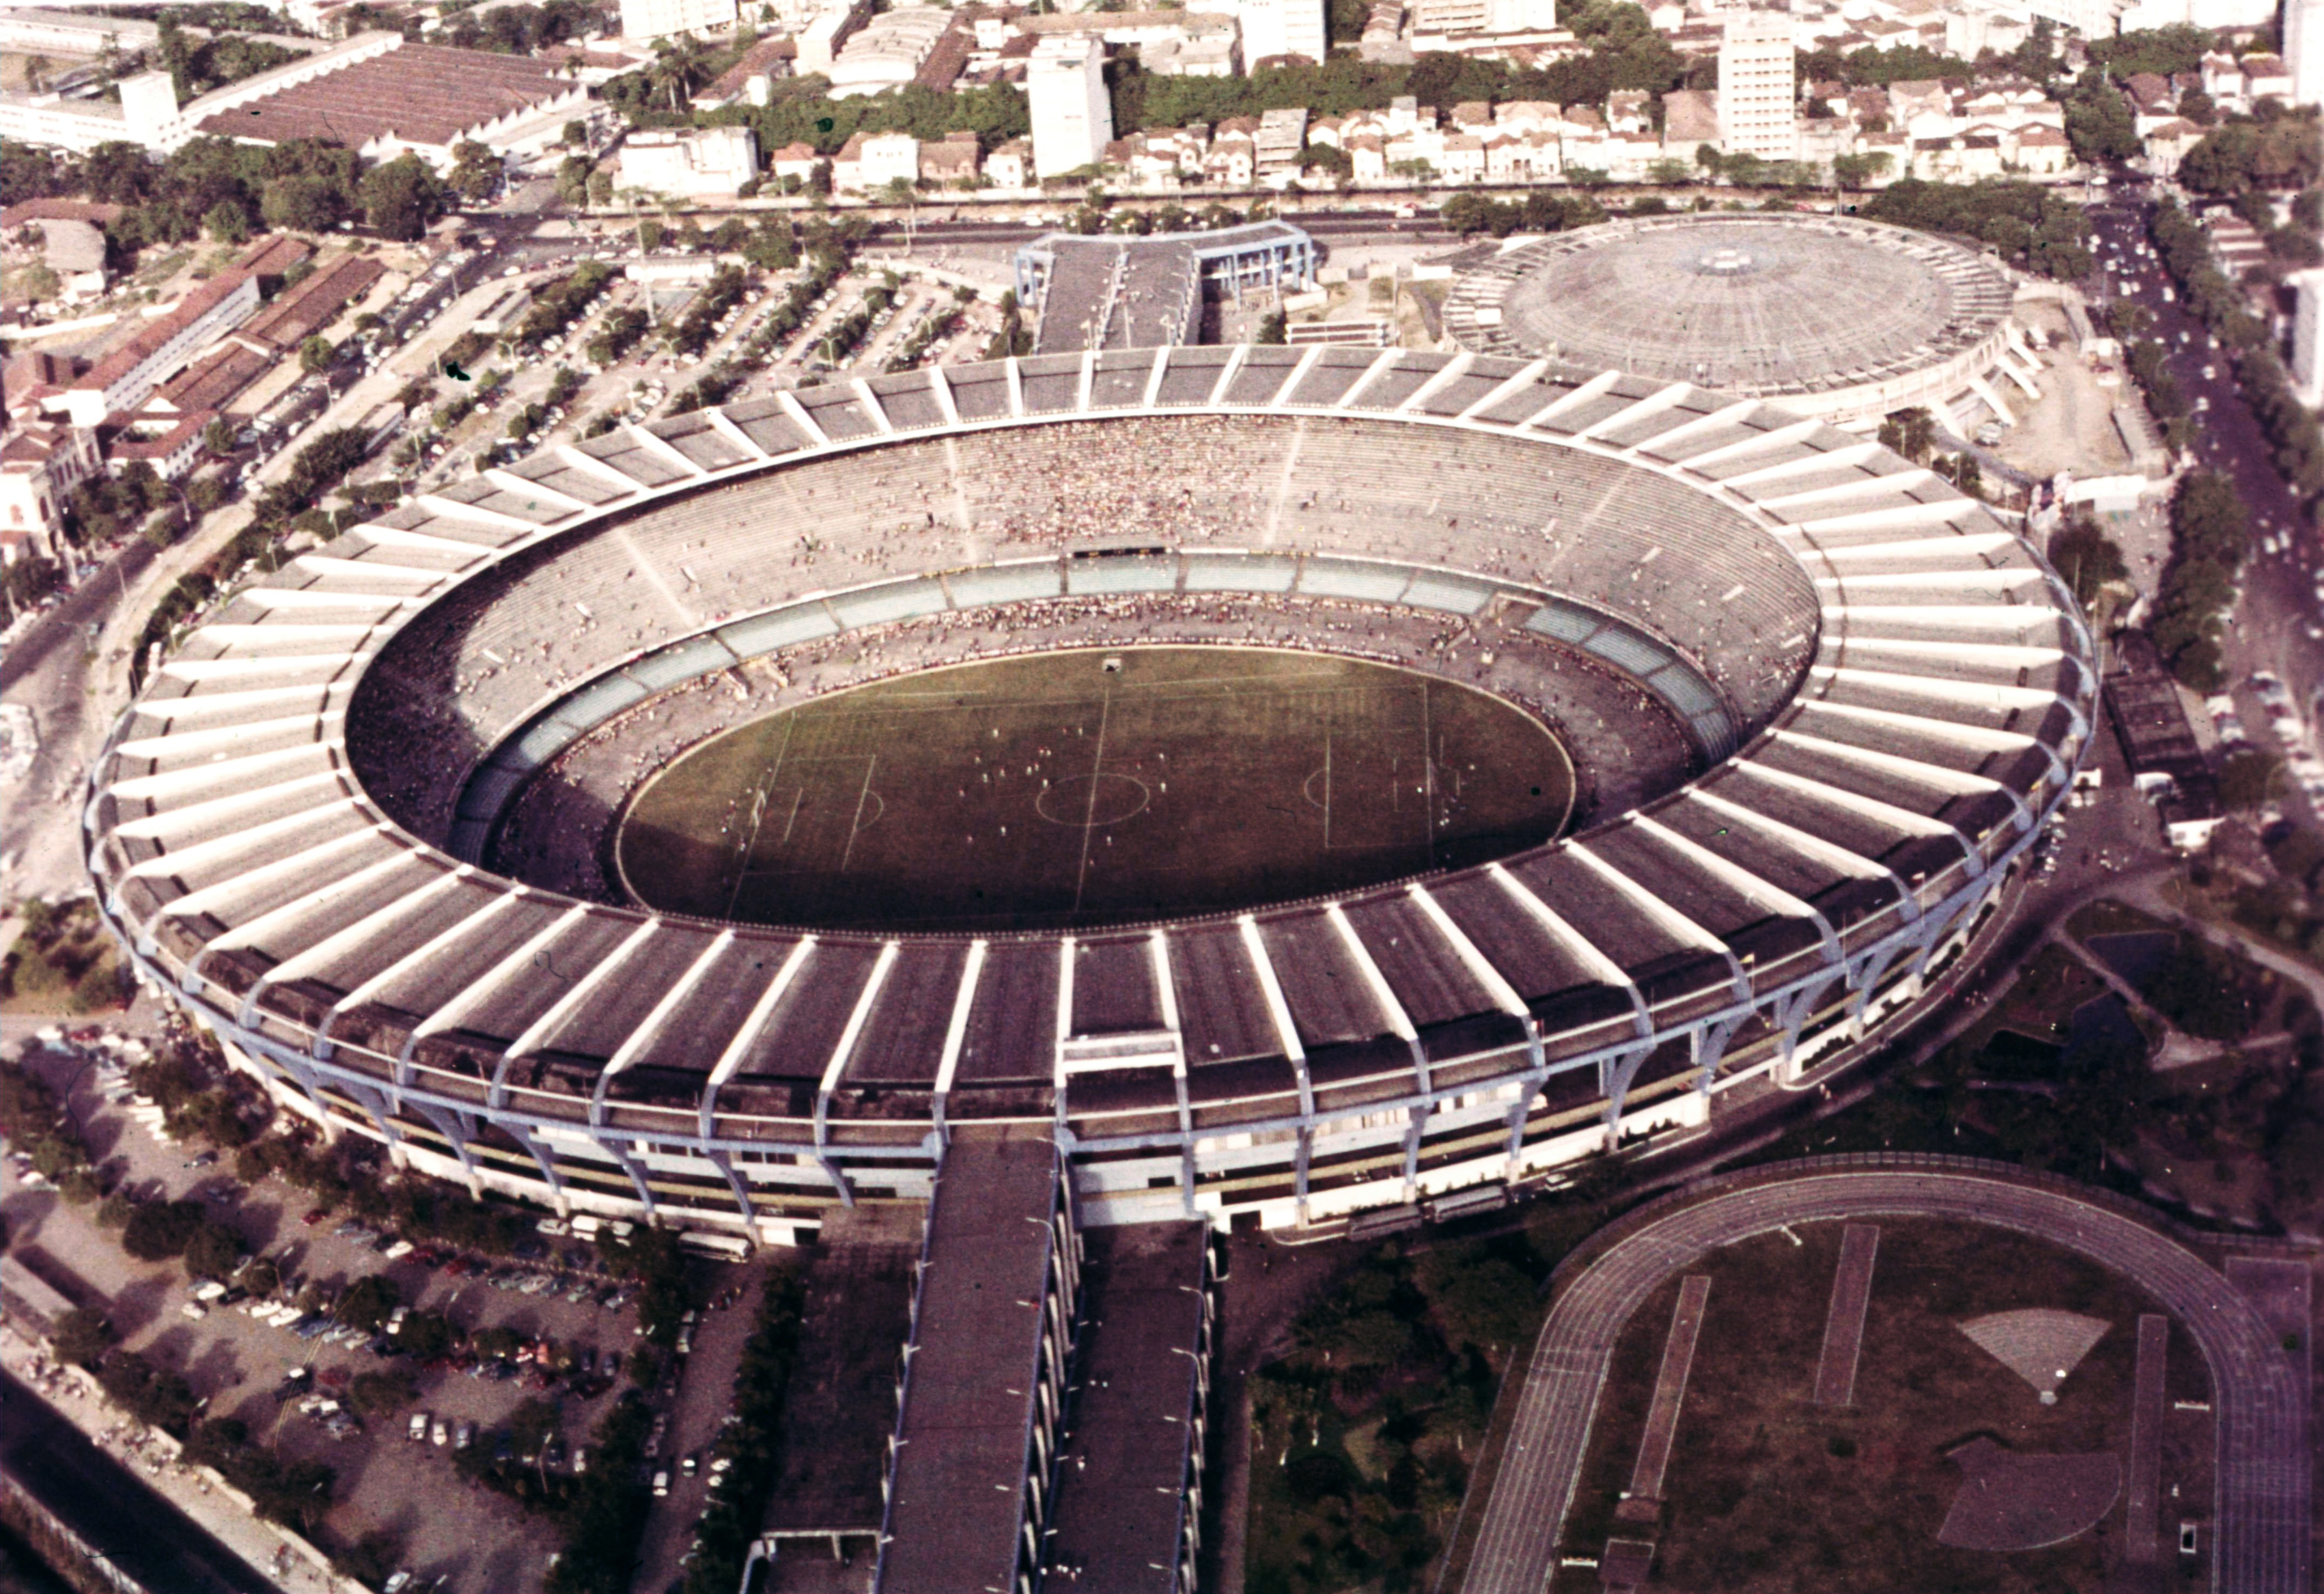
xmin=408 ymin=1411 xmax=429 ymax=1442
xmin=652 ymin=1469 xmax=671 ymax=1498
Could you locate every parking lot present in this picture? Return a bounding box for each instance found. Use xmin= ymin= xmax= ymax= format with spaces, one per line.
xmin=3 ymin=1028 xmax=758 ymax=1594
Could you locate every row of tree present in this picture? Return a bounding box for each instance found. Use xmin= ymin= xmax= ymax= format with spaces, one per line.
xmin=2149 ymin=198 xmax=2324 ymax=501
xmin=1 ymin=133 xmax=451 ymax=253
xmin=2147 ymin=470 xmax=2251 ymax=691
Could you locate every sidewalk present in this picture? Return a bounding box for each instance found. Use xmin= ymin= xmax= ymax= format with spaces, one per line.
xmin=0 ymin=1322 xmax=356 ymax=1594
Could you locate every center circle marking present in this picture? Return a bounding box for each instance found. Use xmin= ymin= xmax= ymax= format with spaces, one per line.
xmin=1034 ymin=772 xmax=1152 ymax=827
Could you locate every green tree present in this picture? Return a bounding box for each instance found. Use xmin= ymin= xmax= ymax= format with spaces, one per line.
xmin=1832 ymin=150 xmax=1893 ymax=190
xmin=203 ymin=199 xmax=250 ymax=243
xmin=298 ymin=334 xmax=336 ymax=373
xmin=50 ymin=1307 xmax=112 ymax=1368
xmin=121 ymin=1199 xmax=205 ymax=1262
xmin=1878 ymin=406 xmax=1937 ymax=463
xmin=333 ymin=1274 xmax=401 ymax=1332
xmin=2064 ymin=78 xmax=2141 ymax=164
xmin=2218 ymin=747 xmax=2287 ymax=810
xmin=2048 ymin=516 xmax=2128 ymax=605
xmin=446 ymin=140 xmax=502 ymax=205
xmin=507 ymin=1397 xmax=560 ymax=1458
xmin=347 ymin=1369 xmax=418 ymax=1419
xmin=556 ymin=155 xmax=592 ymax=207
xmin=184 ymin=1221 xmax=246 ymax=1280
xmin=359 ymin=154 xmax=450 ymax=242
xmin=201 ymin=417 xmax=236 ymax=455
xmin=260 ymin=172 xmax=346 ymax=234
xmin=638 ymin=217 xmax=667 ymax=253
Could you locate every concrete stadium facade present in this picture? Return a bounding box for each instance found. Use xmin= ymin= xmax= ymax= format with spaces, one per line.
xmin=85 ymin=346 xmax=2095 ymax=1248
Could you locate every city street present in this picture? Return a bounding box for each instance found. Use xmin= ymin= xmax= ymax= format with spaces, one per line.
xmin=2085 ymin=190 xmax=2320 ymax=810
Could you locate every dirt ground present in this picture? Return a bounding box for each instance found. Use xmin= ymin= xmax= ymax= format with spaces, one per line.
xmin=0 ymin=51 xmax=95 ymax=90
xmin=1993 ymin=301 xmax=2135 ymax=482
xmin=1560 ymin=1217 xmax=2215 ymax=1593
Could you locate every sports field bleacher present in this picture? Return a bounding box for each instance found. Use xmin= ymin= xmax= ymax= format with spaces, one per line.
xmin=87 ymin=349 xmax=2096 ymax=1246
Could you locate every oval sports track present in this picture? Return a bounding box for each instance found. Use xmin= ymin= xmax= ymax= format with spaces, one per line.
xmin=1461 ymin=1159 xmax=2311 ymax=1594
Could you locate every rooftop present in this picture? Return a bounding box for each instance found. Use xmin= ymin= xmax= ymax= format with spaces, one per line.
xmin=876 ymin=1125 xmax=1063 ymax=1594
xmin=196 ymin=40 xmax=575 ymax=149
xmin=238 ymin=253 xmax=385 ymax=352
xmin=1445 ymin=212 xmax=2016 ymax=400
xmin=74 ymin=269 xmax=255 ymax=394
xmin=759 ymin=1204 xmax=919 ymax=1539
xmin=1042 ymin=1222 xmax=1210 ymax=1591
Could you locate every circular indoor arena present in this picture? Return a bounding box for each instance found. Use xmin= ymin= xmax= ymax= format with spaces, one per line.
xmin=1441 ymin=212 xmax=2023 ymax=425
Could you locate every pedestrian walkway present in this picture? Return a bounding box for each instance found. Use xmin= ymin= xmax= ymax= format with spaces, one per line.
xmin=2123 ymin=1314 xmax=2169 ymax=1567
xmin=1812 ymin=1224 xmax=1880 ymax=1407
xmin=1615 ymin=1275 xmax=1710 ymax=1526
xmin=0 ymin=1324 xmax=340 ymax=1592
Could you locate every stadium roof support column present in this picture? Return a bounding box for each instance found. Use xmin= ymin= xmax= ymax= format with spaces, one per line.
xmin=484 ymin=468 xmax=591 ymax=515
xmin=813 ymin=942 xmax=901 ymax=1207
xmin=699 ymin=935 xmax=815 ymax=1140
xmin=554 ymin=442 xmax=649 ymax=496
xmin=927 ymin=366 xmax=960 ymax=426
xmin=1238 ymin=915 xmax=1311 ymax=1218
xmin=1622 ymin=396 xmax=1757 ymax=456
xmin=596 ymin=929 xmax=734 ymax=1112
xmin=411 ymin=1098 xmax=483 ymax=1198
xmin=1573 ymin=382 xmax=1692 ymax=443
xmin=930 ymin=939 xmax=987 ymax=1139
xmin=1269 ymin=345 xmax=1323 ymax=407
xmin=1206 ymin=343 xmax=1248 ymax=406
xmin=703 ymin=1147 xmax=756 ymax=1231
xmin=703 ymin=407 xmax=768 ymax=461
xmin=319 ymin=887 xmax=519 ymax=1070
xmin=396 ymin=902 xmax=591 ymax=1081
xmin=1519 ymin=369 xmax=1622 ymax=430
xmin=1397 ymin=352 xmax=1473 ymax=414
xmin=621 ymin=421 xmax=704 ymax=479
xmin=1458 ymin=358 xmax=1551 ymax=420
xmin=1407 ymin=883 xmax=1542 ymax=1071
xmin=852 ymin=378 xmax=894 ymax=434
xmin=501 ymin=922 xmax=660 ymax=1116
xmin=776 ymin=389 xmax=827 ymax=446
xmin=1148 ymin=930 xmax=1199 ymax=1216
xmin=1671 ymin=415 xmax=1823 ymax=472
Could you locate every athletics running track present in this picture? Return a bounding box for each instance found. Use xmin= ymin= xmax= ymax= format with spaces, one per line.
xmin=1460 ymin=1157 xmax=2311 ymax=1594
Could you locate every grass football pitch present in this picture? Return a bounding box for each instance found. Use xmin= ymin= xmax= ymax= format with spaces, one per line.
xmin=616 ymin=645 xmax=1573 ymax=932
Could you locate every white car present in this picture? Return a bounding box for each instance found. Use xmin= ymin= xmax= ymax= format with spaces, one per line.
xmin=652 ymin=1468 xmax=671 ymax=1498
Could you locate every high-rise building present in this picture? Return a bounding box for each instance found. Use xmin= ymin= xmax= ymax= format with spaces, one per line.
xmin=619 ymin=0 xmax=737 ymax=40
xmin=1717 ymin=11 xmax=1797 ymax=162
xmin=1027 ymin=36 xmax=1112 ymax=179
xmin=2288 ymin=0 xmax=2324 ymax=105
xmin=1239 ymin=0 xmax=1327 ymax=64
xmin=2292 ymin=267 xmax=2324 ymax=407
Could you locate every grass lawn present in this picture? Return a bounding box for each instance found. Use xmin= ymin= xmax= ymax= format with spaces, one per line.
xmin=618 ymin=645 xmax=1574 ymax=933
xmin=1560 ymin=1219 xmax=2214 ymax=1592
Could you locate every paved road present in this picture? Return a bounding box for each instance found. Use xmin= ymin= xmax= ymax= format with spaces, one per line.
xmin=0 ymin=1368 xmax=277 ymax=1594
xmin=2084 ymin=189 xmax=2321 ymax=818
xmin=1461 ymin=1160 xmax=2310 ymax=1594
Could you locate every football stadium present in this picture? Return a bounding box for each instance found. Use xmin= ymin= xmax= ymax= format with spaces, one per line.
xmin=1441 ymin=213 xmax=2033 ymax=428
xmin=85 ymin=347 xmax=2095 ymax=1247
